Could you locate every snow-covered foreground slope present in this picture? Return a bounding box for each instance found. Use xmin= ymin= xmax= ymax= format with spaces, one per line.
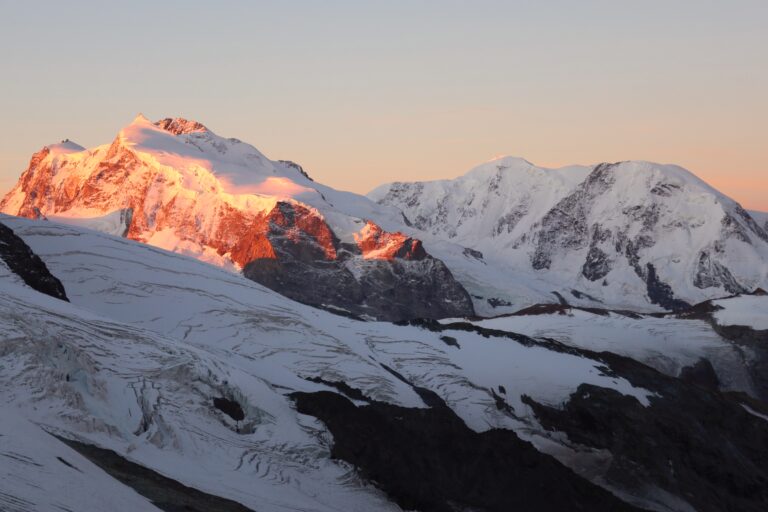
xmin=2 ymin=215 xmax=768 ymax=511
xmin=371 ymin=157 xmax=768 ymax=313
xmin=0 ymin=407 xmax=162 ymax=512
xmin=1 ymin=215 xmax=651 ymax=424
xmin=0 ymin=216 xmax=650 ymax=509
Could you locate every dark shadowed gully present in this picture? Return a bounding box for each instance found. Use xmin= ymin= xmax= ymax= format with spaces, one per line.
xmin=291 ymin=390 xmax=640 ymax=512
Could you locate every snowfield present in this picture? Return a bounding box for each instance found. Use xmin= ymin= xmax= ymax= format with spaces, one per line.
xmin=0 ymin=407 xmax=162 ymax=512
xmin=712 ymin=295 xmax=768 ymax=330
xmin=458 ymin=308 xmax=755 ymax=395
xmin=0 ymin=215 xmax=662 ymax=511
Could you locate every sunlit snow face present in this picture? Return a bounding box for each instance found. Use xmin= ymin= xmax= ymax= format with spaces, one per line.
xmin=117 ymin=115 xmax=320 ymax=202
xmin=218 ymin=175 xmax=316 ymax=199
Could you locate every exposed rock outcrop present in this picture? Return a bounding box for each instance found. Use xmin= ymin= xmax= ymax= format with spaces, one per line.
xmin=291 ymin=390 xmax=640 ymax=512
xmin=0 ymin=220 xmax=68 ymax=301
xmin=694 ymin=250 xmax=747 ymax=294
xmin=153 ymin=117 xmax=207 ymax=135
xmin=677 ymin=294 xmax=768 ymax=401
xmin=524 ymin=353 xmax=768 ymax=512
xmin=57 ymin=436 xmax=254 ymax=512
xmin=243 ymin=212 xmax=473 ymax=321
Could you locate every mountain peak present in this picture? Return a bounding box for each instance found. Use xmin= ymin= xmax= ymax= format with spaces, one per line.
xmin=45 ymin=139 xmax=85 ymax=155
xmin=486 ymin=155 xmax=535 ymax=167
xmin=131 ymin=113 xmax=151 ymax=124
xmin=122 ymin=114 xmax=208 ymax=137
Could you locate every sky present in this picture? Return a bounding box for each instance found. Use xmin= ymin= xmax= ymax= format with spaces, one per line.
xmin=1 ymin=0 xmax=767 ymax=210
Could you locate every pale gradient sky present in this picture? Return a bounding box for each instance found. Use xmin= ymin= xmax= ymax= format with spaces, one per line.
xmin=1 ymin=0 xmax=767 ymax=210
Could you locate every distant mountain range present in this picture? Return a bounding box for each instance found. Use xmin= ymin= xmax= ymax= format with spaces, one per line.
xmin=5 ymin=116 xmax=766 ymax=320
xmin=371 ymin=156 xmax=768 ymax=313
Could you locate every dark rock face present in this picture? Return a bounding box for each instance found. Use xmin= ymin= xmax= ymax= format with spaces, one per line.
xmin=57 ymin=436 xmax=253 ymax=512
xmin=531 ymin=162 xmax=618 ymax=270
xmin=650 ymin=181 xmax=682 ymax=196
xmin=582 ymin=246 xmax=612 ymax=281
xmin=731 ymin=205 xmax=768 ymax=244
xmin=244 ymin=252 xmax=474 ymax=322
xmin=439 ymin=335 xmax=460 ymax=348
xmin=679 ymin=358 xmax=720 ymax=391
xmin=524 ymin=353 xmax=768 ymax=512
xmin=242 ymin=205 xmax=475 ymax=322
xmin=154 ymin=117 xmax=207 ymax=135
xmin=0 ymin=220 xmax=68 ymax=301
xmin=244 ymin=255 xmax=360 ymax=310
xmin=677 ymin=295 xmax=768 ymax=402
xmin=462 ymin=247 xmax=484 ymax=260
xmin=291 ymin=390 xmax=639 ymax=512
xmin=494 ymin=208 xmax=527 ymax=235
xmin=486 ymin=297 xmax=512 ymax=308
xmin=363 ymin=258 xmax=474 ymax=320
xmin=213 ymin=397 xmax=245 ymax=422
xmin=721 ymin=211 xmax=753 ymax=244
xmin=277 ymin=160 xmax=313 ymax=181
xmin=644 ymin=263 xmax=690 ymax=311
xmin=509 ymin=302 xmax=643 ymax=319
xmin=304 ymin=377 xmax=370 ymax=402
xmin=570 ymin=288 xmax=603 ymax=302
xmin=397 ymin=318 xmax=768 ymax=510
xmin=694 ymin=251 xmax=746 ymax=294
xmin=711 ymin=323 xmax=768 ymax=403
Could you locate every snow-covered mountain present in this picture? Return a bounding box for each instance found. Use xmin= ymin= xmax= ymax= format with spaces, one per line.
xmin=370 ymin=157 xmax=768 ymax=312
xmin=2 ymin=214 xmax=768 ymax=512
xmin=14 ymin=116 xmax=764 ymax=318
xmin=0 ymin=115 xmax=473 ymax=321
